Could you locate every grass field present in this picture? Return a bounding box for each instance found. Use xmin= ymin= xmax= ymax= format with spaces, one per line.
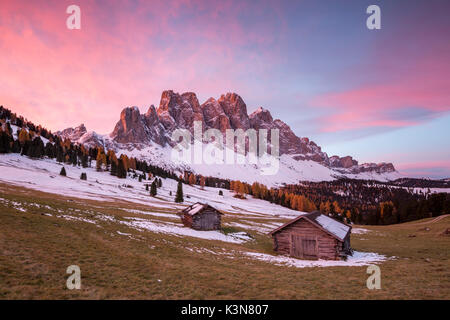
xmin=0 ymin=183 xmax=449 ymax=299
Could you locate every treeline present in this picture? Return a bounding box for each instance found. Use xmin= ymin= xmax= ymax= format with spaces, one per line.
xmin=183 ymin=174 xmax=449 ymax=225
xmin=282 ymin=180 xmax=450 ymax=225
xmin=392 ymin=177 xmax=449 ymax=188
xmin=182 ymin=171 xmax=231 ymax=189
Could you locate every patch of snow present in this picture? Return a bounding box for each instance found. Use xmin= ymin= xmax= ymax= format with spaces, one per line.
xmin=352 ymin=228 xmax=370 ymax=234
xmin=59 ymin=215 xmax=98 ymax=225
xmin=314 ymin=214 xmax=350 ymax=241
xmin=124 ymin=209 xmax=178 ymax=220
xmin=121 ymin=217 xmax=249 ymax=244
xmin=185 ymin=203 xmax=204 ymax=216
xmin=244 ymin=250 xmax=389 ymax=268
xmin=0 ymin=154 xmax=301 ymax=219
xmin=117 ymin=231 xmax=132 ymax=236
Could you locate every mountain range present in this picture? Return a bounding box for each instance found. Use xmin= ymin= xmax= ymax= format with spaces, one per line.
xmin=57 ymin=90 xmax=399 ymax=185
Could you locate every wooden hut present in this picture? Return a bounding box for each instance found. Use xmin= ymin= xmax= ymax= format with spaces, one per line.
xmin=269 ymin=211 xmax=352 ymax=260
xmin=179 ymin=202 xmax=222 ymax=231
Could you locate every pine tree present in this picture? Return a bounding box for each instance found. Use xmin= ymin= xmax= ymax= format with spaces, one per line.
xmin=81 ymin=154 xmax=88 ymax=168
xmin=175 ymin=181 xmax=184 ymax=203
xmin=60 ymin=167 xmax=67 ymax=176
xmin=158 ymin=178 xmax=162 ymax=188
xmin=219 ymin=190 xmax=223 ymax=196
xmin=80 ymin=172 xmax=87 ymax=180
xmin=0 ymin=130 xmax=12 ymax=153
xmin=110 ymin=160 xmax=118 ymax=176
xmin=150 ymin=180 xmax=157 ymax=196
xmin=117 ymin=159 xmax=127 ymax=178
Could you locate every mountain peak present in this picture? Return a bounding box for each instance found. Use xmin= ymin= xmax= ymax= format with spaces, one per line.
xmin=57 ymin=90 xmax=397 ymax=176
xmin=250 ymin=107 xmax=273 ymax=123
xmin=56 ymin=123 xmax=87 ymax=141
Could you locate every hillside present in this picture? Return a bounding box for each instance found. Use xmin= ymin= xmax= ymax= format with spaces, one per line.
xmin=0 ymin=179 xmax=449 ymax=299
xmin=0 ymin=128 xmax=449 ymax=299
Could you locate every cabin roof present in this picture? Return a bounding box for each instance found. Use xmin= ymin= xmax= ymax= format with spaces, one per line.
xmin=269 ymin=211 xmax=351 ymax=242
xmin=180 ymin=202 xmax=223 ymax=217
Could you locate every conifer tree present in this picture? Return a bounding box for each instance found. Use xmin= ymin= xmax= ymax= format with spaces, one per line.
xmin=81 ymin=154 xmax=88 ymax=168
xmin=80 ymin=172 xmax=87 ymax=180
xmin=60 ymin=167 xmax=67 ymax=176
xmin=150 ymin=180 xmax=157 ymax=196
xmin=117 ymin=159 xmax=127 ymax=178
xmin=175 ymin=180 xmax=184 ymax=203
xmin=110 ymin=160 xmax=118 ymax=176
xmin=0 ymin=130 xmax=12 ymax=153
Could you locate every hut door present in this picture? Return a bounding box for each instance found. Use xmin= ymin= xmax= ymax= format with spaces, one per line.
xmin=302 ymin=238 xmax=318 ymax=259
xmin=290 ymin=234 xmax=317 ymax=259
xmin=200 ymin=213 xmax=215 ymax=230
xmin=290 ymin=234 xmax=304 ymax=258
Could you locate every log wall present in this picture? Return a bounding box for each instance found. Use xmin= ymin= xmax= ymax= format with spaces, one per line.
xmin=272 ymin=218 xmax=341 ymax=260
xmin=181 ymin=208 xmax=221 ymax=231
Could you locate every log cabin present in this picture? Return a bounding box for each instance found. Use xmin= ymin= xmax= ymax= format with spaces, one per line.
xmin=269 ymin=211 xmax=352 ymax=260
xmin=179 ymin=202 xmax=222 ymax=231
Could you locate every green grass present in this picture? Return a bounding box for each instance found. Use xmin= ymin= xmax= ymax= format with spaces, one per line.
xmin=0 ymin=183 xmax=449 ymax=299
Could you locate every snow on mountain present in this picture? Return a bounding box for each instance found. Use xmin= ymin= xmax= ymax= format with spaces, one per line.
xmin=56 ymin=124 xmax=87 ymax=142
xmin=57 ymin=90 xmax=402 ymax=185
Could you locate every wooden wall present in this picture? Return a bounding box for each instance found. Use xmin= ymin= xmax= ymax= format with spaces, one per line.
xmin=181 ymin=207 xmax=221 ymax=231
xmin=272 ymin=218 xmax=341 ymax=260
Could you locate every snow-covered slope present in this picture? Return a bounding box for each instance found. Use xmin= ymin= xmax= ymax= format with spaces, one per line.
xmin=0 ymin=153 xmax=394 ymax=267
xmin=0 ymin=154 xmax=302 ymax=217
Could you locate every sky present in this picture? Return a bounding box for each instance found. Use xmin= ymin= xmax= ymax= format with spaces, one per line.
xmin=0 ymin=0 xmax=449 ymax=178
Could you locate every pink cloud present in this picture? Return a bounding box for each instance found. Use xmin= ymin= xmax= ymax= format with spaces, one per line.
xmin=310 ymin=20 xmax=450 ymax=134
xmin=312 ymin=73 xmax=449 ymax=133
xmin=397 ymin=161 xmax=450 ymax=171
xmin=0 ymin=0 xmax=284 ymax=133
